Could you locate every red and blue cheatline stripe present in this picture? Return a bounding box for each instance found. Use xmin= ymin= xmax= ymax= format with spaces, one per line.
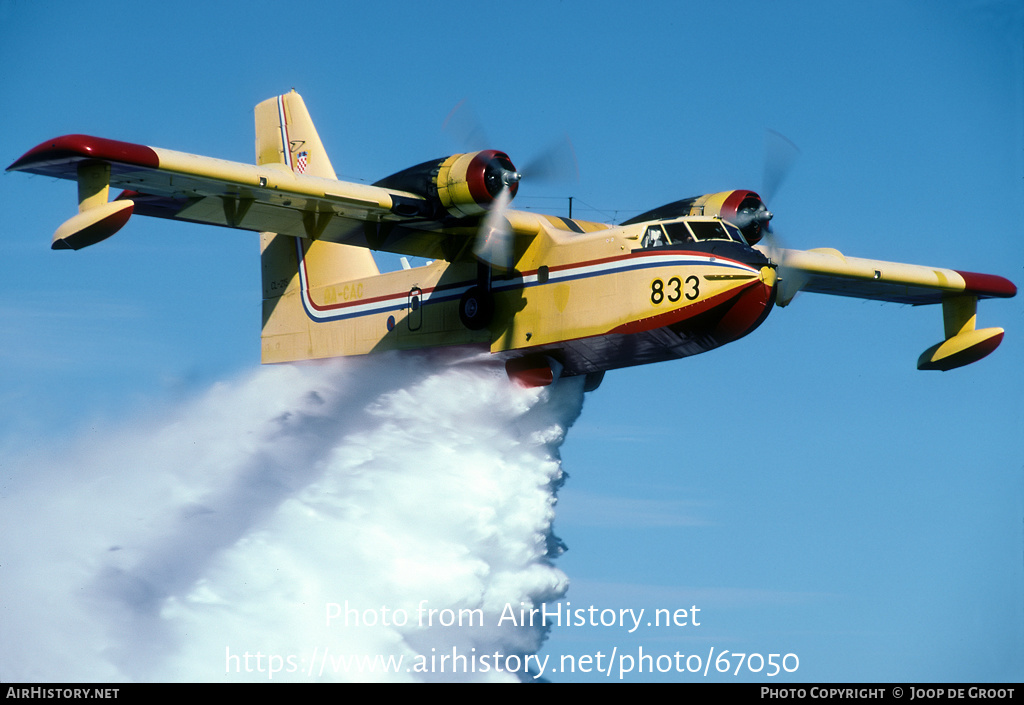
xmin=295 ymin=245 xmax=761 ymax=324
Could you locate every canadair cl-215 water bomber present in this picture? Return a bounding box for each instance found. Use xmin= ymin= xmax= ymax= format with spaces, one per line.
xmin=8 ymin=90 xmax=1016 ymax=388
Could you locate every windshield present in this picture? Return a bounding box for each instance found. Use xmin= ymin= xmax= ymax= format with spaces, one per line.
xmin=641 ymin=220 xmax=748 ymax=248
xmin=663 ymin=222 xmax=695 ymax=244
xmin=687 ymin=220 xmax=743 ymax=242
xmin=722 ymin=222 xmax=747 ymax=243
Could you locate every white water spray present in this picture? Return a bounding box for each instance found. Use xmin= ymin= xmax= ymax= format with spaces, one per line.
xmin=1 ymin=352 xmax=585 ymax=682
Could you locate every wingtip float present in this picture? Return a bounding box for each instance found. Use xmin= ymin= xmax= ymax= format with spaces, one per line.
xmin=8 ymin=91 xmax=1016 ymax=383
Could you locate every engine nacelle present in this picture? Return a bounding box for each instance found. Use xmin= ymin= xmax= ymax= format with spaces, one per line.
xmin=436 ymin=150 xmax=519 ymax=218
xmin=376 ymin=150 xmax=520 ymax=220
xmin=691 ymin=190 xmax=771 ymax=245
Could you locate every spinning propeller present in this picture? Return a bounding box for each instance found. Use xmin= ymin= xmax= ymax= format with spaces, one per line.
xmin=473 ymin=168 xmax=521 ymax=270
xmin=444 ymin=101 xmax=577 ymax=271
xmin=727 ymin=129 xmax=799 ymax=239
xmin=753 ymin=129 xmax=804 ymax=305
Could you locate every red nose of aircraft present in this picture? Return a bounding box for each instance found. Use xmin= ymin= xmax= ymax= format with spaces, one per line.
xmin=710 ymin=266 xmax=778 ymax=343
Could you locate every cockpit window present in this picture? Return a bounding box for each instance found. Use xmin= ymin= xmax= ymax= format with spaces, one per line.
xmin=663 ymin=222 xmax=695 ymax=244
xmin=641 ymin=225 xmax=666 ymax=248
xmin=640 ymin=219 xmax=747 ymax=248
xmin=687 ymin=220 xmax=737 ymax=242
xmin=722 ymin=223 xmax=747 ymax=243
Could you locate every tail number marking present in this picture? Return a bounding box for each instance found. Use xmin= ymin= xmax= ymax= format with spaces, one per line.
xmin=323 ymin=283 xmax=365 ymax=304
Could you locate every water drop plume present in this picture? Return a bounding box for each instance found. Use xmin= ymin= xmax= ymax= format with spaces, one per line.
xmin=1 ymin=351 xmax=585 ymax=682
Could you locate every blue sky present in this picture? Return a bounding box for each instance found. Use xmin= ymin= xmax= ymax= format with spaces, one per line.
xmin=2 ymin=0 xmax=1021 ymax=682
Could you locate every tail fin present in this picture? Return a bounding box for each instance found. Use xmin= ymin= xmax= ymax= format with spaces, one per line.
xmin=255 ymin=89 xmax=338 ymax=179
xmin=256 ymin=90 xmax=380 ymax=363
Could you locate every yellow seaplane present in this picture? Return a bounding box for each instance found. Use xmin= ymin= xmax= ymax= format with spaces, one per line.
xmin=8 ymin=91 xmax=1016 ymax=388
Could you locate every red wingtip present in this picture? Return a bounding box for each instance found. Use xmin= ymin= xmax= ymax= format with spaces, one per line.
xmin=8 ymin=135 xmax=159 ymax=174
xmin=956 ymin=270 xmax=1017 ymax=299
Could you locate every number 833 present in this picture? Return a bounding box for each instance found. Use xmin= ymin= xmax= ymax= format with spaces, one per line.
xmin=651 ymin=276 xmax=699 ymax=305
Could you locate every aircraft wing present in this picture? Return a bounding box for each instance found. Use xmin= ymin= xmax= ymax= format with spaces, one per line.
xmin=6 ymin=134 xmax=546 ymax=261
xmin=759 ymin=246 xmax=1016 ymax=305
xmin=756 ymin=245 xmax=1016 ymax=370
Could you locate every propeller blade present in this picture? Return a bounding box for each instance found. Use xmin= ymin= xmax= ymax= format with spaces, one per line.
xmin=521 ymin=134 xmax=580 ymax=184
xmin=473 ymin=185 xmax=514 ymax=270
xmin=443 ymin=99 xmax=489 ymax=151
xmin=444 ymin=101 xmax=578 ymax=185
xmin=759 ymin=229 xmax=806 ymax=307
xmin=762 ymin=128 xmax=801 ymax=206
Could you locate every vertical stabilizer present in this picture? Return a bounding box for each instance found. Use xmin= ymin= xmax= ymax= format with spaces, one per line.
xmin=255 ymin=90 xmax=337 ymax=179
xmin=254 ymin=91 xmax=379 ymax=282
xmin=256 ymin=91 xmax=380 ymax=363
